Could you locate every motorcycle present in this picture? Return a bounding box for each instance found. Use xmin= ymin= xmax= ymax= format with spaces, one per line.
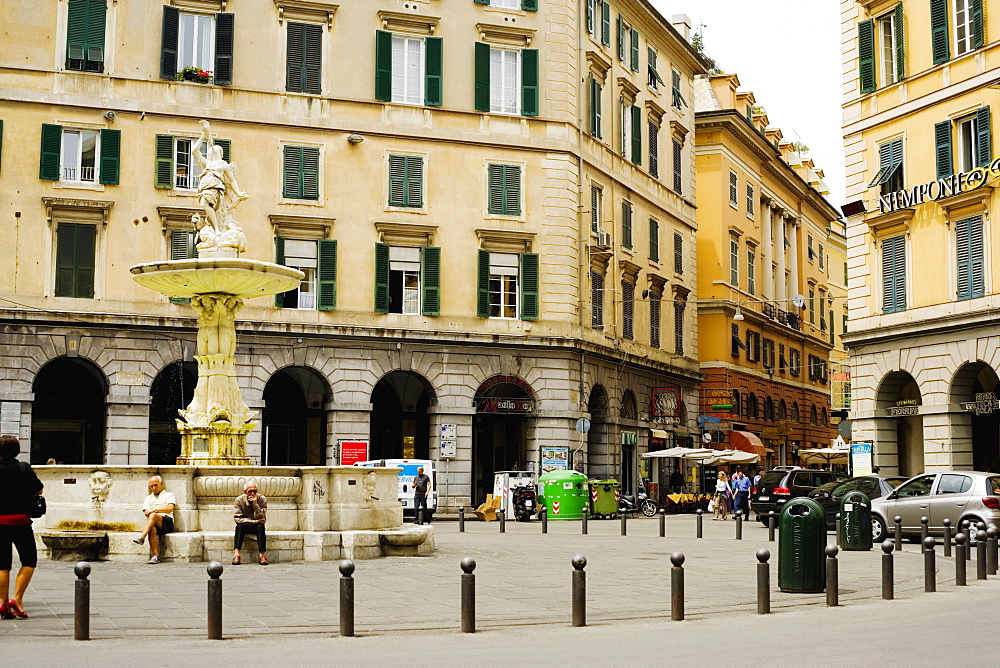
xmin=619 ymin=488 xmax=658 ymax=517
xmin=512 ymin=483 xmax=537 ymax=521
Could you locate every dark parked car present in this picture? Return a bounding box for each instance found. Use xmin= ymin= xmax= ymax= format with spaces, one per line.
xmin=750 ymin=467 xmax=845 ymax=524
xmin=807 ymin=475 xmax=908 ymax=529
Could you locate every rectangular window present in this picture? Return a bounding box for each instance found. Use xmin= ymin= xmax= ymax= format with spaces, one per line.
xmin=173 ymin=138 xmax=206 ymax=190
xmin=957 ymin=114 xmax=978 ymax=173
xmin=487 ymin=253 xmax=519 ymax=319
xmin=956 ymin=215 xmax=985 ymax=300
xmin=650 ymin=293 xmax=661 ymax=348
xmin=622 ymin=280 xmax=634 ymax=340
xmin=586 ymin=0 xmax=596 ymax=38
xmin=276 ymin=237 xmax=337 ymax=310
xmin=488 ymin=164 xmax=521 ymax=216
xmin=730 ymin=237 xmax=739 ymax=285
xmin=630 ymin=28 xmax=640 ymax=71
xmin=673 ymin=300 xmax=685 ymax=355
xmin=621 ymin=102 xmax=631 ymax=160
xmin=882 ymin=234 xmax=906 ymax=313
xmin=729 ymin=171 xmax=738 ymax=207
xmin=591 ymin=185 xmax=602 ymax=233
xmin=283 ymin=145 xmax=321 ymax=200
xmin=818 ymin=244 xmax=825 ymax=270
xmin=622 ymin=200 xmax=633 ymax=249
xmin=589 ymin=77 xmax=603 ymax=138
xmin=178 ymin=12 xmax=215 ymax=72
xmin=491 ymin=47 xmax=521 ymax=114
xmin=747 ymin=248 xmax=756 ymax=295
xmin=671 ymin=70 xmax=685 ymax=109
xmin=778 ymin=344 xmax=786 ymax=372
xmin=388 ymin=246 xmax=422 ymax=315
xmin=55 ymin=222 xmax=96 ymax=298
xmin=647 ymin=47 xmax=663 ymax=89
xmin=731 ymin=323 xmax=744 ymax=357
xmin=286 ymin=22 xmax=322 ymax=94
xmin=859 ymin=3 xmax=903 ymax=92
xmin=807 ymin=234 xmax=815 ymax=261
xmin=389 ymin=155 xmax=424 ymax=208
xmin=649 ymin=121 xmax=659 ymax=179
xmin=746 ymin=184 xmax=754 ymax=217
xmin=763 ymin=338 xmax=775 ymax=371
xmin=871 ymin=138 xmax=904 ymax=195
xmin=955 ymin=0 xmax=974 ymax=56
xmin=672 ymin=140 xmax=682 ymax=194
xmin=60 ymin=129 xmax=99 ymax=183
xmin=673 ymin=232 xmax=683 ymax=274
xmin=591 ymin=270 xmax=604 ymax=329
xmin=392 ymin=35 xmax=424 ymax=105
xmin=492 ymin=0 xmax=519 ymax=8
xmin=66 ymin=0 xmax=106 ymax=72
xmin=477 ymin=250 xmax=535 ymax=320
xmin=745 ymin=330 xmax=761 ymax=362
xmin=649 ymin=218 xmax=659 ymax=262
xmin=877 ymin=12 xmax=897 ymax=86
xmin=789 ymin=348 xmax=801 ymax=376
xmin=808 ymin=288 xmax=815 ymax=323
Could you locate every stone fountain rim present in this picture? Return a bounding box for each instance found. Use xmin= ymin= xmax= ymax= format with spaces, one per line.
xmin=129 ymin=258 xmax=304 ymax=277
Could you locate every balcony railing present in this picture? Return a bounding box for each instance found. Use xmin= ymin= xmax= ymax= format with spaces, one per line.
xmin=62 ymin=165 xmax=95 ymax=182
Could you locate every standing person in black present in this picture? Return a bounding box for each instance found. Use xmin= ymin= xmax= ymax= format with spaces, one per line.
xmin=412 ymin=466 xmax=432 ymax=524
xmin=0 ymin=436 xmax=44 ymax=619
xmin=669 ymin=467 xmax=685 ymax=494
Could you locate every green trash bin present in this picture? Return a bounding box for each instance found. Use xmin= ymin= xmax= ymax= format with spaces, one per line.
xmin=778 ymin=497 xmax=827 ymax=593
xmin=839 ymin=490 xmax=872 ymax=551
xmin=538 ymin=470 xmax=590 ymax=520
xmin=589 ymin=479 xmax=621 ymax=518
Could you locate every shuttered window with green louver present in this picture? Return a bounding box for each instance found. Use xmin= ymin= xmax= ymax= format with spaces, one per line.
xmin=286 ymin=22 xmax=322 ymax=94
xmin=388 ymin=155 xmax=423 ymax=208
xmin=488 ymin=164 xmax=520 ymax=216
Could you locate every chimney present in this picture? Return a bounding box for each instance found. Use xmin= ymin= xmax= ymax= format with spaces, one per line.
xmin=671 ymin=14 xmax=691 ymax=42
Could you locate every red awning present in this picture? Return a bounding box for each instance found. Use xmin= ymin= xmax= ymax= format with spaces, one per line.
xmin=730 ymin=431 xmax=766 ymax=458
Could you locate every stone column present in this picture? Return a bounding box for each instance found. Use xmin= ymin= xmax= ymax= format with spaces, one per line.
xmin=761 ymin=201 xmax=773 ymax=300
xmin=948 ymin=410 xmax=974 ymax=469
xmin=104 ymin=395 xmax=150 ymax=465
xmin=789 ymin=219 xmax=800 ymax=301
xmin=326 ymin=403 xmax=373 ymax=464
xmin=774 ymin=209 xmax=787 ymax=303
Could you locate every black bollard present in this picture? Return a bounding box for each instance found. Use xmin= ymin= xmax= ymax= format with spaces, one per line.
xmin=571 ymin=555 xmax=586 ymax=627
xmin=459 ymin=506 xmax=465 ymax=533
xmin=621 ymin=510 xmax=627 ymax=536
xmin=461 ymin=557 xmax=476 ymax=633
xmin=582 ymin=508 xmax=588 ymax=535
xmin=74 ymin=562 xmax=91 ymax=641
xmin=881 ymin=540 xmax=894 ymax=600
xmin=825 ymin=545 xmax=839 ymax=607
xmin=498 ymin=509 xmax=505 ymax=533
xmin=339 ymin=560 xmax=355 ymax=637
xmin=894 ymin=516 xmax=903 ymax=552
xmin=756 ymin=549 xmax=770 ymax=615
xmin=207 ymin=561 xmax=223 ymax=640
xmin=696 ymin=509 xmax=703 ymax=538
xmin=962 ymin=520 xmax=972 ymax=561
xmin=768 ymin=511 xmax=776 ymax=542
xmin=977 ymin=530 xmax=988 ymax=580
xmin=659 ymin=508 xmax=666 ymax=538
xmin=956 ymin=533 xmax=968 ymax=586
xmin=988 ymin=526 xmax=998 ymax=576
xmin=923 ymin=536 xmax=936 ymax=593
xmin=920 ymin=516 xmax=929 ymax=546
xmin=835 ymin=513 xmax=841 ymax=547
xmin=942 ymin=518 xmax=952 ymax=558
xmin=541 ymin=507 xmax=548 ymax=534
xmin=417 ymin=508 xmax=424 ymax=526
xmin=670 ymin=552 xmax=685 ymax=621
xmin=736 ymin=513 xmax=743 ymax=540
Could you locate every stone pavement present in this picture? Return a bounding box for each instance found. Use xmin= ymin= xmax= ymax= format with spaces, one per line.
xmin=0 ymin=514 xmax=993 ymax=640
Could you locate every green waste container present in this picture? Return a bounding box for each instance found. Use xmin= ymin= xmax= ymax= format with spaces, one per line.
xmin=778 ymin=497 xmax=827 ymax=593
xmin=589 ymin=479 xmax=621 ymax=518
xmin=538 ymin=470 xmax=590 ymax=520
xmin=839 ymin=490 xmax=872 ymax=551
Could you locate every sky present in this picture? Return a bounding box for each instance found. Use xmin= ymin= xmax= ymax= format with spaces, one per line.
xmin=651 ymin=0 xmax=846 ymax=207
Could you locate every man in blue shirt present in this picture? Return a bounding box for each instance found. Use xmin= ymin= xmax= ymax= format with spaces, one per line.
xmin=732 ymin=471 xmax=751 ymax=521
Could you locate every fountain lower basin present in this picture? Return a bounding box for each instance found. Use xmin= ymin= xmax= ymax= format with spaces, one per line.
xmin=130 ymin=258 xmax=303 ymax=299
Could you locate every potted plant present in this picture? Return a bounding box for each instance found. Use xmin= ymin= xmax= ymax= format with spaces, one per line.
xmin=176 ymin=67 xmax=213 ymax=84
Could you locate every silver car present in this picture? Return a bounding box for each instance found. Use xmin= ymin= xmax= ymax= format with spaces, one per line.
xmin=870 ymin=471 xmax=1000 ymax=542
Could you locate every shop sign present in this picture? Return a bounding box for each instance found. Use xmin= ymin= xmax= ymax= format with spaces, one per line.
xmin=876 ymin=159 xmax=1000 ymax=214
xmin=339 ymin=440 xmax=369 ymax=466
xmin=884 ymin=399 xmax=919 ymax=417
xmin=761 ymin=425 xmax=791 ymax=439
xmin=541 ymin=446 xmax=569 ymax=472
xmin=477 ymin=397 xmax=534 ymax=414
xmin=651 ymin=387 xmax=681 ymax=417
xmin=961 ymin=392 xmax=1000 ymax=415
xmin=850 ymin=442 xmax=873 ymax=477
xmin=697 ymin=415 xmax=732 ymax=431
xmin=621 ymin=431 xmax=638 ymax=446
xmin=650 ymin=415 xmax=680 ymax=425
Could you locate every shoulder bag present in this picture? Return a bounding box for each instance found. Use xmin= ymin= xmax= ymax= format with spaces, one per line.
xmin=20 ymin=462 xmax=46 ymax=518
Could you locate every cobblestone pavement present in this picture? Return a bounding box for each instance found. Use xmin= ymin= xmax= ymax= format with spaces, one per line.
xmin=0 ymin=515 xmax=991 ymax=640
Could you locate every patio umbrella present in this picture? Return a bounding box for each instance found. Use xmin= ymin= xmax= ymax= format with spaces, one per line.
xmin=701 ymin=449 xmax=760 ymax=465
xmin=642 ymin=447 xmax=716 ymax=459
xmin=798 ymin=447 xmax=849 ymax=465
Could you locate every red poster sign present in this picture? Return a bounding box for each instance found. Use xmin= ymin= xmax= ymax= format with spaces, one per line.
xmin=339 ymin=440 xmax=369 ymax=466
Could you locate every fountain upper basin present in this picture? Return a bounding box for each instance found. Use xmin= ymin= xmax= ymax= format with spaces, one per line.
xmin=130 ymin=258 xmax=304 ymax=299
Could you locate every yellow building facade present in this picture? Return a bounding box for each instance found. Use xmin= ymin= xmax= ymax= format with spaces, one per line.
xmin=842 ymin=0 xmax=1000 ymax=475
xmin=0 ymin=0 xmax=705 ymax=508
xmin=695 ymin=74 xmax=843 ymax=471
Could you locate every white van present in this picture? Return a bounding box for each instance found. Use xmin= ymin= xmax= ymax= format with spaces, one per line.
xmin=353 ymin=459 xmax=437 ymax=516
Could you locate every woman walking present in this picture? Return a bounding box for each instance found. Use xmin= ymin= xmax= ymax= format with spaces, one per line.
xmin=713 ymin=470 xmax=730 ymax=520
xmin=0 ymin=436 xmax=44 ymax=619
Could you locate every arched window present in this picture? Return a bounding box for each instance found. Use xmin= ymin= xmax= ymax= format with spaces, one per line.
xmin=620 ymin=390 xmax=637 ymax=419
xmin=821 ymin=407 xmax=828 ymax=426
xmin=764 ymin=397 xmax=774 ymax=421
xmin=778 ymin=399 xmax=787 ymax=421
xmin=732 ymin=390 xmax=742 ymax=417
xmin=748 ymin=393 xmax=758 ymax=419
xmin=810 ymin=404 xmax=818 ymax=425
xmin=791 ymin=402 xmax=800 ymax=423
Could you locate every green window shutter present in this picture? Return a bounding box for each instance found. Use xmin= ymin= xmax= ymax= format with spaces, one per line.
xmin=55 ymin=223 xmax=77 ymax=297
xmin=894 ymin=2 xmax=905 ymax=81
xmin=930 ymin=0 xmax=949 ymax=64
xmin=969 ymin=216 xmax=985 ymax=298
xmin=66 ymin=0 xmax=88 ymax=65
xmin=40 ymin=123 xmax=62 ymax=181
xmin=649 ymin=218 xmax=659 ymax=262
xmin=274 ymin=235 xmax=285 ymax=308
xmin=858 ymin=19 xmax=875 ymax=94
xmin=215 ymin=139 xmax=231 ymax=162
xmin=601 ymin=2 xmax=611 ymax=45
xmin=421 ymin=246 xmax=441 ymax=316
xmin=374 ymin=242 xmax=390 ymax=313
xmin=477 ymin=249 xmax=490 ymax=318
xmin=474 ymin=0 xmax=489 ymax=4
xmin=283 ymin=145 xmax=302 ymax=199
xmin=155 ymin=134 xmax=174 ymax=188
xmin=630 ymin=29 xmax=639 ymax=71
xmin=425 ymin=37 xmax=443 ymax=106
xmin=521 ymin=0 xmax=538 ymax=10
xmin=170 ymin=230 xmax=196 ymax=303
xmin=375 ymin=30 xmax=392 ymax=101
xmin=474 ymin=42 xmax=491 ymax=112
xmin=214 ymin=13 xmax=234 ymax=85
xmin=934 ymin=120 xmax=952 ymax=179
xmin=67 ymin=0 xmax=106 ymax=72
xmin=957 ymin=217 xmax=971 ymax=299
xmin=621 ymin=201 xmax=632 ymax=248
xmin=882 ymin=235 xmax=906 ymax=313
xmin=617 ymin=16 xmax=625 ymax=61
xmin=287 ymin=22 xmax=322 ymax=94
xmin=317 ymin=239 xmax=337 ymax=310
xmin=407 ymin=156 xmax=423 ymax=207
xmin=630 ymin=105 xmax=641 ymax=166
xmin=75 ymin=223 xmax=96 ymax=299
xmin=488 ymin=164 xmax=504 ymax=214
xmin=589 ymin=77 xmax=598 ymax=136
xmin=519 ymin=253 xmax=539 ymax=320
xmin=976 ymin=106 xmax=991 ymax=168
xmin=521 ymin=48 xmax=539 ymax=116
xmin=86 ymin=0 xmax=106 ymax=68
xmin=673 ymin=232 xmax=683 ymax=274
xmin=286 ymin=22 xmax=305 ymax=92
xmin=98 ymin=128 xmax=120 ymax=185
xmin=505 ymin=165 xmax=521 ymax=215
xmin=389 ymin=156 xmax=422 ymax=207
xmin=388 ymin=155 xmax=405 ymax=206
xmin=160 ymin=5 xmax=179 ymax=80
xmin=586 ymin=0 xmax=594 ymax=34
xmin=972 ymin=0 xmax=984 ymax=49
xmin=302 ymin=146 xmax=320 ymax=200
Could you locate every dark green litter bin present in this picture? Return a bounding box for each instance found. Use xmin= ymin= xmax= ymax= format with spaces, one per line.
xmin=778 ymin=497 xmax=826 ymax=593
xmin=589 ymin=479 xmax=621 ymax=517
xmin=839 ymin=490 xmax=872 ymax=551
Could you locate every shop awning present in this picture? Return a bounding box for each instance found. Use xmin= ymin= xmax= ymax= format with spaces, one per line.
xmin=642 ymin=447 xmax=716 ymax=460
xmin=701 ymin=449 xmax=760 ymax=465
xmin=651 ymin=429 xmax=669 ymax=440
xmin=730 ymin=431 xmax=766 ymax=458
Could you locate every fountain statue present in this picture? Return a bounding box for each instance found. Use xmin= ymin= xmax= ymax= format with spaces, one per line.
xmin=130 ymin=121 xmax=304 ymax=465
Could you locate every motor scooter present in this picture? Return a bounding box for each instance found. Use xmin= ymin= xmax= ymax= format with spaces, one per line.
xmin=512 ymin=483 xmax=537 ymax=521
xmin=618 ymin=488 xmax=657 ymax=517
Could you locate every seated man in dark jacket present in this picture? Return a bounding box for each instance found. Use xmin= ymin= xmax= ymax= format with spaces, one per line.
xmin=232 ymin=480 xmax=268 ymax=565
